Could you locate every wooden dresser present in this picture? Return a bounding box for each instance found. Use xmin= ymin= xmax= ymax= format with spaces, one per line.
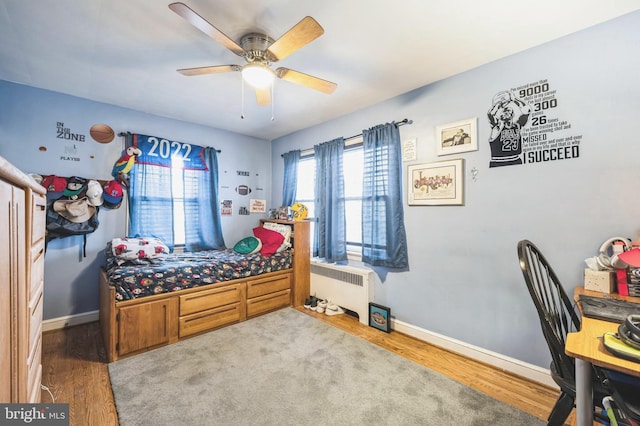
xmin=0 ymin=156 xmax=47 ymax=403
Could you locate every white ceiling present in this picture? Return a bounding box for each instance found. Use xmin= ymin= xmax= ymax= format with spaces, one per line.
xmin=1 ymin=1 xmax=638 ymax=140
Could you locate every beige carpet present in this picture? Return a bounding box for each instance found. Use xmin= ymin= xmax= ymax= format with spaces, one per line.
xmin=109 ymin=308 xmax=544 ymax=425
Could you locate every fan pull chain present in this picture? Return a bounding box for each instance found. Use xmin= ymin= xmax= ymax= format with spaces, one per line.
xmin=240 ymin=78 xmax=245 ymax=119
xmin=271 ymin=83 xmax=275 ymax=121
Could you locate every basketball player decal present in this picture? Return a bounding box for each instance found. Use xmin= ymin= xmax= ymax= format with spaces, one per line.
xmin=487 ymin=91 xmax=531 ymax=168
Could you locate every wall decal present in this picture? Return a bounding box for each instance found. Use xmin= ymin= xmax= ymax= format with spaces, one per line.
xmin=488 ymin=79 xmax=582 ymax=168
xmin=61 ymin=144 xmax=80 ymax=162
xmin=221 ymin=200 xmax=232 ymax=216
xmin=235 ymin=185 xmax=252 ymax=195
xmin=56 ymin=122 xmax=85 ymax=142
xmin=89 ymin=123 xmax=115 ymax=143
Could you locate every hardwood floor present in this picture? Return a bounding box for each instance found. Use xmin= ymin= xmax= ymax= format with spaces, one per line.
xmin=40 ymin=307 xmax=571 ymax=426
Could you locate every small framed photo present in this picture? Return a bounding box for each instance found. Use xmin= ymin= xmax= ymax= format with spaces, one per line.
xmin=369 ymin=303 xmax=391 ymax=333
xmin=277 ymin=206 xmax=291 ymax=220
xmin=436 ymin=117 xmax=477 ymax=156
xmin=407 ymin=159 xmax=464 ymax=206
xmin=249 ymin=199 xmax=266 ymax=213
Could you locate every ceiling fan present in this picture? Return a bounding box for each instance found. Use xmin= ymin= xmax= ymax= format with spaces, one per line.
xmin=168 ymin=2 xmax=337 ymax=107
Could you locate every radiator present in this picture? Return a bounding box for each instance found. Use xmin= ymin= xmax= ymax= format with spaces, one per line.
xmin=310 ymin=261 xmax=374 ymax=325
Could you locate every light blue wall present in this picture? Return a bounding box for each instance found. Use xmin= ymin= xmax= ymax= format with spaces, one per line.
xmin=271 ymin=11 xmax=640 ymax=368
xmin=0 ymin=81 xmax=272 ymax=320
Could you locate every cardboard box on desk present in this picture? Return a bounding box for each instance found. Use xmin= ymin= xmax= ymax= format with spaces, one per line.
xmin=584 ymin=269 xmax=616 ymax=293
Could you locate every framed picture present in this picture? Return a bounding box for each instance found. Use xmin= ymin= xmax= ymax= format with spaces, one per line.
xmin=249 ymin=199 xmax=266 ymax=213
xmin=407 ymin=159 xmax=464 ymax=206
xmin=369 ymin=303 xmax=391 ymax=333
xmin=435 ymin=117 xmax=477 ymax=156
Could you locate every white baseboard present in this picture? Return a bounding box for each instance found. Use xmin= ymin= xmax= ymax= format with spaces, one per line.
xmin=391 ymin=317 xmax=558 ymax=389
xmin=42 ymin=310 xmax=99 ymax=332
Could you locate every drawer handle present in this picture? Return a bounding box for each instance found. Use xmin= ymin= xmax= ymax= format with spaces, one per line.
xmin=33 ymin=247 xmax=44 ymax=263
xmin=252 ymin=279 xmax=287 ymax=287
xmin=184 ymin=305 xmax=237 ymax=322
xmin=186 ymin=287 xmax=237 ymax=301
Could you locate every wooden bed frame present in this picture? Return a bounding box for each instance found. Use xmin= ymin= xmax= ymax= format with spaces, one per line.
xmin=99 ymin=219 xmax=310 ymax=362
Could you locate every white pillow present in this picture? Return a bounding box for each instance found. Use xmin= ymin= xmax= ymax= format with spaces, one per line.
xmin=262 ymin=222 xmax=292 ymax=252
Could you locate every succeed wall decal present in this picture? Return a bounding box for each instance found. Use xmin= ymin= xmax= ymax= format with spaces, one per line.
xmin=488 ymin=78 xmax=582 ymax=168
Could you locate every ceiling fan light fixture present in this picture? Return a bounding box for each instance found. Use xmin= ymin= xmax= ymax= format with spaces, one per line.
xmin=242 ymin=63 xmax=275 ymax=88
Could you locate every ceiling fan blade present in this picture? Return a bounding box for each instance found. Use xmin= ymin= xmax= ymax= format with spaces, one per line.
xmin=267 ymin=16 xmax=324 ymax=61
xmin=255 ymin=87 xmax=271 ymax=106
xmin=276 ymin=68 xmax=337 ymax=94
xmin=169 ymin=2 xmax=245 ymax=57
xmin=177 ymin=65 xmax=241 ymax=76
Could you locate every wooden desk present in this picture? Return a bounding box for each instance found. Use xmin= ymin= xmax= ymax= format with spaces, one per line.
xmin=565 ymin=288 xmax=640 ymax=426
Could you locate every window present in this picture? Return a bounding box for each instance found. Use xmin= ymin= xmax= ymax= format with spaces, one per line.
xmin=171 ymin=156 xmax=186 ymax=246
xmin=295 ymin=138 xmax=365 ymax=256
xmin=129 ymin=138 xmax=224 ymax=251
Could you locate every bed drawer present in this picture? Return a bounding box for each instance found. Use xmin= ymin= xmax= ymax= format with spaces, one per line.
xmin=179 ymin=303 xmax=242 ymax=337
xmin=246 ymin=289 xmax=291 ymax=318
xmin=246 ymin=274 xmax=291 ymax=299
xmin=180 ymin=283 xmax=242 ymax=316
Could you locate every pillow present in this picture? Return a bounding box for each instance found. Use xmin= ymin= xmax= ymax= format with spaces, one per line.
xmin=111 ymin=237 xmax=170 ymax=265
xmin=253 ymin=227 xmax=285 ymax=256
xmin=262 ymin=222 xmax=292 ymax=252
xmin=233 ymin=236 xmax=262 ymax=254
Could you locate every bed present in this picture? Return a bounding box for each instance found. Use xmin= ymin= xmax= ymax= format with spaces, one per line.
xmin=99 ymin=219 xmax=310 ymax=362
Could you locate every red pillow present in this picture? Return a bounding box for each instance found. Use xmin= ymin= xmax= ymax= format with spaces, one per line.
xmin=253 ymin=227 xmax=285 ymax=256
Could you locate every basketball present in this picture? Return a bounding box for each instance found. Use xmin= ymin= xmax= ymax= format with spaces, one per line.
xmin=492 ymin=91 xmax=510 ymax=106
xmin=90 ymin=123 xmax=115 ymax=143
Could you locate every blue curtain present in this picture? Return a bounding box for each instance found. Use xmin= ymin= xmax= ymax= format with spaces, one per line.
xmin=362 ymin=123 xmax=408 ymax=267
xmin=282 ymin=149 xmax=300 ymax=206
xmin=129 ymin=140 xmax=225 ymax=252
xmin=314 ymin=138 xmax=347 ymax=262
xmin=129 ymin=150 xmax=175 ymax=249
xmin=184 ymin=147 xmax=226 ymax=251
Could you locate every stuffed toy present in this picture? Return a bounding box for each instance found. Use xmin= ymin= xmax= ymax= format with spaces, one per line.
xmin=111 ymin=146 xmax=142 ymax=180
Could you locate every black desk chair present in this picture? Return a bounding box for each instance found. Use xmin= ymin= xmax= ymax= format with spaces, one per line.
xmin=517 ymin=240 xmax=609 ymax=425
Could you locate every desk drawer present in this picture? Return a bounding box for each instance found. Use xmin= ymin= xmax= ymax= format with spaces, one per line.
xmin=247 ymin=289 xmax=291 ymax=318
xmin=29 ymin=291 xmax=43 ymax=351
xmin=180 ymin=283 xmax=242 ymax=316
xmin=179 ymin=303 xmax=242 ymax=337
xmin=247 ymin=274 xmax=291 ymax=299
xmin=30 ymin=242 xmax=45 ymax=300
xmin=31 ymin=192 xmax=46 ymax=245
xmin=27 ymin=335 xmax=42 ymax=403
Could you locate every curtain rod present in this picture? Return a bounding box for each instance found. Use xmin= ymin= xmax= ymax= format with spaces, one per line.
xmin=280 ymin=118 xmax=412 ymax=157
xmin=118 ymin=131 xmax=221 ymax=153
